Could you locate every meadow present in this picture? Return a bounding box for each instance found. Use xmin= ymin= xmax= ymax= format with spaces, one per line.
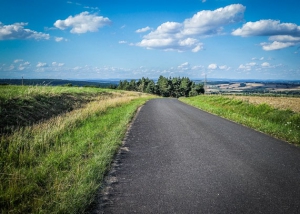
xmin=180 ymin=95 xmax=300 ymax=145
xmin=0 ymin=85 xmax=155 ymax=213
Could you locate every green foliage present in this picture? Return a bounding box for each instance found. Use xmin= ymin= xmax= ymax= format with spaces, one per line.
xmin=180 ymin=95 xmax=300 ymax=145
xmin=117 ymin=75 xmax=205 ymax=97
xmin=64 ymin=83 xmax=73 ymax=87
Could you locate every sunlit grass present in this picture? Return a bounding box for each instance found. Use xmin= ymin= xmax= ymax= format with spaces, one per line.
xmin=0 ymin=85 xmax=155 ymax=213
xmin=226 ymin=95 xmax=300 ymax=113
xmin=180 ymin=95 xmax=300 ymax=145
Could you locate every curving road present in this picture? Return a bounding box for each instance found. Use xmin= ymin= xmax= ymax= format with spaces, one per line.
xmin=94 ymin=98 xmax=300 ymax=213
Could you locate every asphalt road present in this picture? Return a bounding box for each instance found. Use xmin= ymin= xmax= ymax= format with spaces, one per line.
xmin=93 ymin=98 xmax=300 ymax=213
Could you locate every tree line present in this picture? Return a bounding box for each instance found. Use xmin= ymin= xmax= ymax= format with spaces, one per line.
xmin=116 ymin=76 xmax=205 ymax=97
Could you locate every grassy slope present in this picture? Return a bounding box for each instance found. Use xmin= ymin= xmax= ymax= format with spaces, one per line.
xmin=180 ymin=95 xmax=300 ymax=145
xmin=0 ymin=85 xmax=155 ymax=213
xmin=0 ymin=85 xmax=115 ymax=134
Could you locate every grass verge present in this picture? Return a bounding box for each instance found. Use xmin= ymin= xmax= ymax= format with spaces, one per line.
xmin=0 ymin=85 xmax=155 ymax=213
xmin=180 ymin=95 xmax=300 ymax=145
xmin=0 ymin=85 xmax=119 ymax=135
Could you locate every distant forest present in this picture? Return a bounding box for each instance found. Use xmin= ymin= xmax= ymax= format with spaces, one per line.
xmin=117 ymin=76 xmax=205 ymax=97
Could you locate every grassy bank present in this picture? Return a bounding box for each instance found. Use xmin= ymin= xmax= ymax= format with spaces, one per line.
xmin=180 ymin=95 xmax=300 ymax=145
xmin=0 ymin=85 xmax=116 ymax=135
xmin=0 ymin=85 xmax=155 ymax=213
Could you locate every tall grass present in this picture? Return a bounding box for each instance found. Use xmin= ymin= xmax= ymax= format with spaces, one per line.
xmin=180 ymin=95 xmax=300 ymax=145
xmin=0 ymin=86 xmax=155 ymax=213
xmin=0 ymin=85 xmax=113 ymax=99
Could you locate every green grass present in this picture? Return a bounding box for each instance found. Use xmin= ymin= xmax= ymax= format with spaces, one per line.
xmin=0 ymin=85 xmax=114 ymax=99
xmin=180 ymin=95 xmax=300 ymax=145
xmin=0 ymin=85 xmax=125 ymax=134
xmin=0 ymin=85 xmax=155 ymax=213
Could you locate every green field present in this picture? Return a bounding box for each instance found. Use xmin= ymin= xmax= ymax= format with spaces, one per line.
xmin=0 ymin=85 xmax=155 ymax=213
xmin=180 ymin=95 xmax=300 ymax=145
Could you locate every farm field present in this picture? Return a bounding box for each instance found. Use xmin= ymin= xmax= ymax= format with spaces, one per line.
xmin=0 ymin=85 xmax=155 ymax=213
xmin=206 ymin=81 xmax=300 ymax=95
xmin=226 ymin=96 xmax=300 ymax=113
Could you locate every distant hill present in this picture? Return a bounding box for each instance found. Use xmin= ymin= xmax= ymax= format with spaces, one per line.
xmin=0 ymin=79 xmax=119 ymax=88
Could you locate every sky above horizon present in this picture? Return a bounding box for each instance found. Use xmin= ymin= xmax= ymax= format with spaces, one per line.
xmin=0 ymin=0 xmax=300 ymax=80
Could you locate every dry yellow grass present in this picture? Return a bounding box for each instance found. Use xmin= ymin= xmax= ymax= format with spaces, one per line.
xmin=227 ymin=96 xmax=300 ymax=112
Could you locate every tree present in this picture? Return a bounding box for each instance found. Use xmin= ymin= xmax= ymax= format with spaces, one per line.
xmin=117 ymin=76 xmax=205 ymax=97
xmin=157 ymin=75 xmax=169 ymax=97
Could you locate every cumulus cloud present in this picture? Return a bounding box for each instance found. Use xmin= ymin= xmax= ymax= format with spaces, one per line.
xmin=232 ymin=19 xmax=300 ymax=51
xmin=183 ymin=4 xmax=245 ymax=36
xmin=238 ymin=62 xmax=258 ymax=71
xmin=52 ymin=62 xmax=65 ymax=67
xmin=14 ymin=59 xmax=23 ymax=63
xmin=261 ymin=41 xmax=295 ymax=51
xmin=119 ymin=40 xmax=127 ymax=44
xmin=178 ymin=62 xmax=190 ymax=70
xmin=54 ymin=12 xmax=111 ymax=34
xmin=136 ymin=26 xmax=151 ymax=33
xmin=208 ymin=64 xmax=218 ymax=70
xmin=232 ymin=19 xmax=300 ymax=37
xmin=219 ymin=65 xmax=229 ymax=70
xmin=261 ymin=62 xmax=270 ymax=67
xmin=55 ymin=37 xmax=67 ymax=42
xmin=36 ymin=62 xmax=48 ymax=68
xmin=0 ymin=22 xmax=50 ymax=40
xmin=136 ymin=4 xmax=245 ymax=52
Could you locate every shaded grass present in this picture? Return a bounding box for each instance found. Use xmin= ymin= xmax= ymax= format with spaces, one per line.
xmin=0 ymin=85 xmax=123 ymax=135
xmin=180 ymin=95 xmax=300 ymax=145
xmin=0 ymin=85 xmax=155 ymax=213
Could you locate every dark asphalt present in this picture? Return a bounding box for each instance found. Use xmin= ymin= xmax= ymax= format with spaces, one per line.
xmin=94 ymin=98 xmax=300 ymax=213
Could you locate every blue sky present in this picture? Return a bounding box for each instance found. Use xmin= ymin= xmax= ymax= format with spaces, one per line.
xmin=0 ymin=0 xmax=299 ymax=80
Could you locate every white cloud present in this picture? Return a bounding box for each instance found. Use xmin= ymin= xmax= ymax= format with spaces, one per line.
xmin=219 ymin=65 xmax=229 ymax=70
xmin=119 ymin=40 xmax=127 ymax=44
xmin=73 ymin=66 xmax=82 ymax=70
xmin=238 ymin=62 xmax=258 ymax=71
xmin=178 ymin=62 xmax=190 ymax=70
xmin=183 ymin=4 xmax=245 ymax=36
xmin=192 ymin=65 xmax=205 ymax=70
xmin=247 ymin=62 xmax=256 ymax=66
xmin=136 ymin=4 xmax=245 ymax=52
xmin=55 ymin=37 xmax=67 ymax=42
xmin=136 ymin=26 xmax=151 ymax=33
xmin=0 ymin=22 xmax=50 ymax=40
xmin=54 ymin=12 xmax=111 ymax=34
xmin=36 ymin=62 xmax=48 ymax=68
xmin=232 ymin=19 xmax=300 ymax=51
xmin=261 ymin=62 xmax=270 ymax=67
xmin=14 ymin=59 xmax=23 ymax=63
xmin=232 ymin=19 xmax=300 ymax=37
xmin=52 ymin=62 xmax=65 ymax=67
xmin=208 ymin=64 xmax=217 ymax=70
xmin=269 ymin=35 xmax=300 ymax=42
xmin=18 ymin=61 xmax=30 ymax=70
xmin=261 ymin=41 xmax=295 ymax=51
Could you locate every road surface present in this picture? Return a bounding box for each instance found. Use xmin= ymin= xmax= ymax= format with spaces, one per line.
xmin=91 ymin=98 xmax=300 ymax=213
